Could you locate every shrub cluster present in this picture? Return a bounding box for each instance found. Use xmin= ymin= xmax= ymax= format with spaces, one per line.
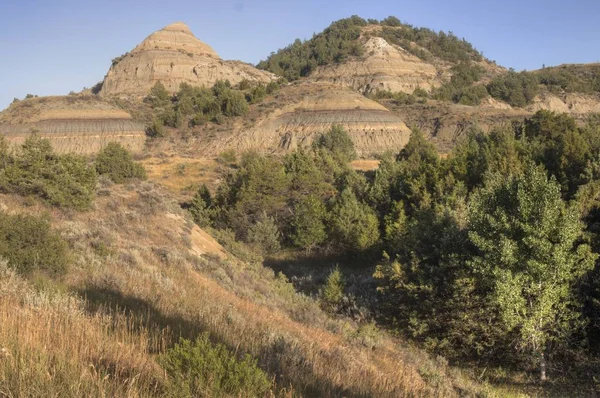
xmin=95 ymin=142 xmax=147 ymax=183
xmin=188 ymin=125 xmax=378 ymax=254
xmin=0 ymin=211 xmax=69 ymax=276
xmin=0 ymin=135 xmax=97 ymax=210
xmin=159 ymin=334 xmax=271 ymax=397
xmin=145 ymin=79 xmax=281 ymax=132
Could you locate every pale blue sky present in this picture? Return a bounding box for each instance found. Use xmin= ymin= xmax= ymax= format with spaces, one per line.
xmin=1 ymin=0 xmax=599 ymax=110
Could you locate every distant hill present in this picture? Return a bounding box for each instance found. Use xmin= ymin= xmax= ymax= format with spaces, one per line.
xmin=99 ymin=22 xmax=275 ymax=97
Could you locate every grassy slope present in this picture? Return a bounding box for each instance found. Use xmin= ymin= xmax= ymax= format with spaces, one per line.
xmin=0 ymin=180 xmax=503 ymax=397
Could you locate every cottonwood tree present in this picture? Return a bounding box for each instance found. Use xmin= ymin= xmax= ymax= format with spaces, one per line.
xmin=468 ymin=163 xmax=596 ymax=380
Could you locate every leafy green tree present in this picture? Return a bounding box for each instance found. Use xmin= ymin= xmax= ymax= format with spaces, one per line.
xmin=216 ymin=153 xmax=290 ymax=239
xmin=393 ymin=129 xmax=445 ymax=212
xmin=449 ymin=127 xmax=524 ymax=191
xmin=146 ymin=81 xmax=170 ymax=108
xmin=329 ymin=188 xmax=379 ymax=251
xmin=291 ymin=195 xmax=328 ymax=252
xmin=468 ymin=163 xmax=596 ymax=379
xmin=285 ymin=149 xmax=333 ymax=203
xmin=146 ymin=117 xmax=166 ymax=138
xmin=95 ymin=142 xmax=147 ymax=184
xmin=221 ymin=90 xmax=249 ymax=117
xmin=487 ymin=70 xmax=539 ymax=107
xmin=381 ymin=16 xmax=402 ymax=27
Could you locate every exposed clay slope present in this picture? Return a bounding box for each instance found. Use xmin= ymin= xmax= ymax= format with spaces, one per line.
xmin=311 ymin=36 xmax=443 ymax=94
xmin=100 ymin=22 xmax=275 ymax=97
xmin=208 ymin=82 xmax=412 ymax=156
xmin=528 ymin=91 xmax=600 ymax=114
xmin=0 ymin=95 xmax=146 ymax=154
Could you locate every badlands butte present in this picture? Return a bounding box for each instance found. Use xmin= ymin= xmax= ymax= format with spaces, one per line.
xmin=1 ymin=17 xmax=600 ymax=158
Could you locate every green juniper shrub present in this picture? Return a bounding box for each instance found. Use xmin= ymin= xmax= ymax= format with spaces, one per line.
xmin=158 ymin=334 xmax=272 ymax=398
xmin=247 ymin=213 xmax=281 ymax=255
xmin=188 ymin=184 xmax=213 ymax=228
xmin=0 ymin=135 xmax=97 ymax=210
xmin=95 ymin=142 xmax=147 ymax=184
xmin=0 ymin=211 xmax=70 ymax=276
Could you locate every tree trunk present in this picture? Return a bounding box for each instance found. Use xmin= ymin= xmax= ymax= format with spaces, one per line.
xmin=540 ymin=352 xmax=547 ymax=382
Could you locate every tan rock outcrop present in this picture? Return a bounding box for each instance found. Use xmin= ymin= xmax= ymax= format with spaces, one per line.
xmin=99 ymin=22 xmax=275 ymax=97
xmin=211 ymin=82 xmax=412 ymax=156
xmin=311 ymin=36 xmax=442 ymax=94
xmin=0 ymin=96 xmax=146 ymax=154
xmin=528 ymin=92 xmax=600 ymax=115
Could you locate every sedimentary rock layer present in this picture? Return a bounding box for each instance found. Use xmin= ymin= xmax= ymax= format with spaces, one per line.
xmin=100 ymin=22 xmax=275 ymax=96
xmin=311 ymin=36 xmax=443 ymax=94
xmin=214 ymin=82 xmax=412 ymax=155
xmin=0 ymin=96 xmax=146 ymax=154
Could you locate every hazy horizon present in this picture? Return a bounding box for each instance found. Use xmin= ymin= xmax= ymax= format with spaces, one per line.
xmin=1 ymin=0 xmax=599 ymax=110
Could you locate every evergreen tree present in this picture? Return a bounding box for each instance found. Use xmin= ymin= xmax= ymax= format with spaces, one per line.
xmin=329 ymin=188 xmax=379 ymax=251
xmin=291 ymin=195 xmax=327 ymax=252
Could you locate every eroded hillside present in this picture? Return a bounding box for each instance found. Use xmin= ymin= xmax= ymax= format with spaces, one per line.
xmin=0 ymin=95 xmax=146 ymax=154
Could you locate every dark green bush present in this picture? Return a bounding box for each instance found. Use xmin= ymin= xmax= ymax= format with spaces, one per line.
xmin=0 ymin=136 xmax=97 ymax=210
xmin=95 ymin=142 xmax=147 ymax=184
xmin=146 ymin=117 xmax=166 ymax=138
xmin=159 ymin=334 xmax=271 ymax=397
xmin=487 ymin=70 xmax=539 ymax=107
xmin=312 ymin=125 xmax=357 ymax=164
xmin=0 ymin=211 xmax=69 ymax=276
xmin=434 ymin=63 xmax=487 ymax=104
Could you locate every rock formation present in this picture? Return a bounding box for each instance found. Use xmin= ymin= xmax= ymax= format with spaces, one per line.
xmin=527 ymin=92 xmax=600 ymax=115
xmin=311 ymin=36 xmax=443 ymax=94
xmin=100 ymin=22 xmax=275 ymax=97
xmin=0 ymin=96 xmax=146 ymax=154
xmin=210 ymin=82 xmax=412 ymax=156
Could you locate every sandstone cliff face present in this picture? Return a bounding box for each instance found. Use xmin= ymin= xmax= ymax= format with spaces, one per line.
xmin=0 ymin=96 xmax=146 ymax=154
xmin=527 ymin=92 xmax=600 ymax=115
xmin=311 ymin=36 xmax=443 ymax=95
xmin=209 ymin=82 xmax=412 ymax=156
xmin=100 ymin=22 xmax=275 ymax=97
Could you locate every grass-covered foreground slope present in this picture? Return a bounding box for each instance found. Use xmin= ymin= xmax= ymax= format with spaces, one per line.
xmin=0 ymin=178 xmax=497 ymax=396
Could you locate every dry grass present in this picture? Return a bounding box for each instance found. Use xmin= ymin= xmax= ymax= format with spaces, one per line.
xmin=0 ymin=264 xmax=165 ymax=397
xmin=141 ymin=156 xmax=223 ymax=197
xmin=350 ymin=159 xmax=380 ymax=171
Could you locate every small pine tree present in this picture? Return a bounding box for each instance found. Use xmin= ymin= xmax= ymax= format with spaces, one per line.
xmin=189 ymin=184 xmax=213 ymax=227
xmin=146 ymin=81 xmax=170 ymax=107
xmin=330 ymin=188 xmax=380 ymax=251
xmin=313 ymin=125 xmax=357 ymax=165
xmin=247 ymin=214 xmax=281 ymax=254
xmin=291 ymin=195 xmax=327 ymax=253
xmin=322 ymin=266 xmax=344 ymax=310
